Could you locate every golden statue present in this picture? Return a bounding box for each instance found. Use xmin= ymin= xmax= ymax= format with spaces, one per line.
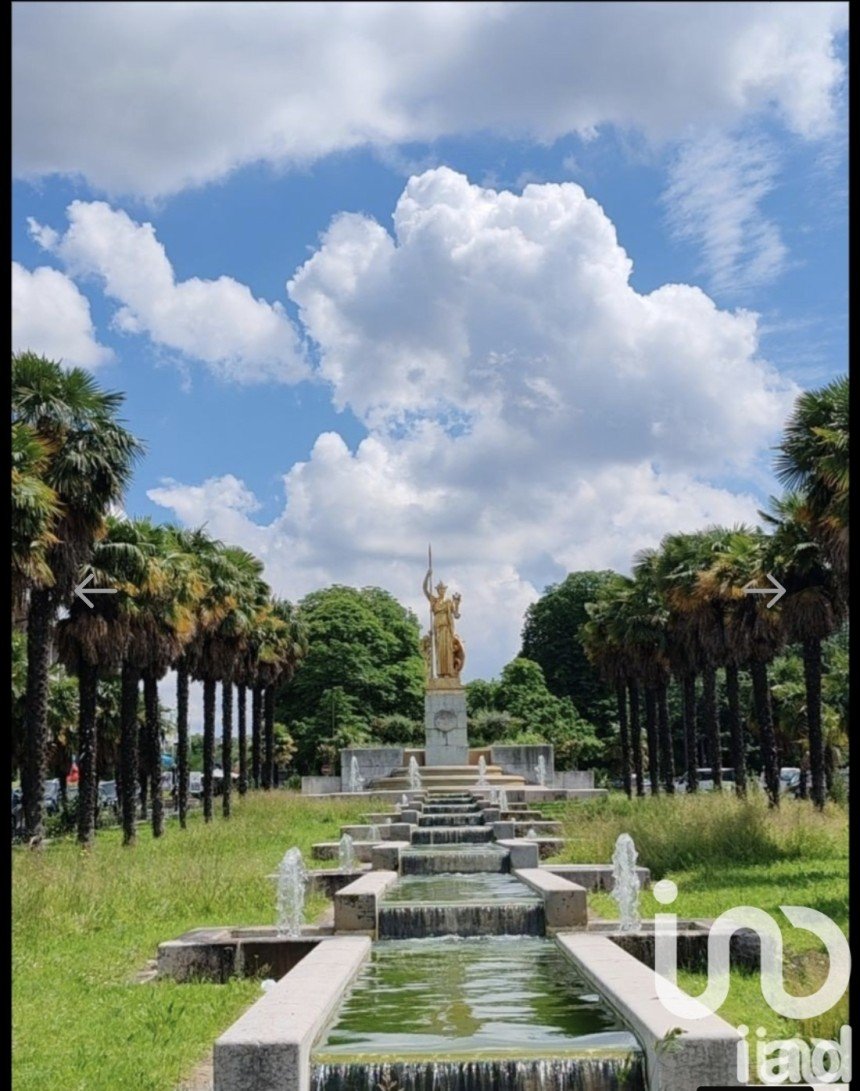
xmin=422 ymin=550 xmax=465 ymax=686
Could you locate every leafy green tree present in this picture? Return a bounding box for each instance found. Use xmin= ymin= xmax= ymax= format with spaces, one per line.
xmin=469 ymin=709 xmax=520 ymax=747
xmin=370 ymin=714 xmax=423 ymax=746
xmin=465 ymin=678 xmax=502 ymax=716
xmin=279 ymin=585 xmax=424 ymax=771
xmin=496 ymin=658 xmax=599 ymax=769
xmin=520 ymin=571 xmax=618 ymax=730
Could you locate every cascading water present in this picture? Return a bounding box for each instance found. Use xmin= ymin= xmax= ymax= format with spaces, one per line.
xmin=409 ymin=756 xmax=423 ymax=790
xmin=611 ymin=833 xmax=641 ymax=932
xmin=534 ymin=755 xmax=547 ymax=787
xmin=476 ymin=756 xmax=489 ymax=786
xmin=312 ymin=1058 xmax=645 ymax=1090
xmin=275 ymin=847 xmax=307 ymax=937
xmin=338 ymin=833 xmax=356 ymax=869
xmin=525 ymin=827 xmax=539 ymax=840
xmin=368 ymin=824 xmax=381 ymax=842
xmin=401 ymin=793 xmax=409 ymax=806
xmin=348 ymin=756 xmax=364 ymax=793
xmin=498 ymin=788 xmax=509 ymax=812
xmin=490 ymin=788 xmax=499 ymax=805
xmin=378 ymin=902 xmax=545 ymax=939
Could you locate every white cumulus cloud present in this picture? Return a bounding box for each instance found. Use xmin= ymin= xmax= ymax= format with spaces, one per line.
xmin=12 ymin=2 xmax=847 ymax=199
xmin=29 ymin=202 xmax=307 ymax=384
xmin=149 ymin=170 xmax=799 ymax=678
xmin=12 ymin=261 xmax=113 ymax=369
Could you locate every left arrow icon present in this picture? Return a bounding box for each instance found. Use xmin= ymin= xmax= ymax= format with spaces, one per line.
xmin=74 ymin=570 xmax=118 ymax=609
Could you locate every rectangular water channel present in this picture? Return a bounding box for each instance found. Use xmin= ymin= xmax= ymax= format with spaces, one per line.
xmin=312 ymin=936 xmax=643 ymax=1089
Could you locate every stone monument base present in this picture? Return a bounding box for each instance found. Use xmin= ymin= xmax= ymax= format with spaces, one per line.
xmin=424 ymin=687 xmax=469 ymax=766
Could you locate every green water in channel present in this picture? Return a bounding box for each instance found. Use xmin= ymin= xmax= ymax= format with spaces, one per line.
xmin=312 ymin=936 xmax=640 ymax=1063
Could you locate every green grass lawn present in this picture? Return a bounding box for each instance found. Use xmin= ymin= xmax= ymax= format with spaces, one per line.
xmin=13 ymin=789 xmax=848 ymax=1089
xmin=12 ymin=792 xmax=368 ymax=1091
xmin=543 ymin=788 xmax=849 ymax=1047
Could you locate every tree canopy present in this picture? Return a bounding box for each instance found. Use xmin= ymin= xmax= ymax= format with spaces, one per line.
xmin=520 ymin=570 xmax=618 ymax=730
xmin=277 ymin=585 xmax=425 ymax=771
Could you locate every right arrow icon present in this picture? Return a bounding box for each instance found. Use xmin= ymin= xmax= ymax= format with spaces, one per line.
xmin=742 ymin=573 xmax=786 ymax=609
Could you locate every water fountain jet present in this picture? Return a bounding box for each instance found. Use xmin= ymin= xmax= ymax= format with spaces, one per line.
xmin=534 ymin=755 xmax=547 ymax=787
xmin=276 ymin=847 xmax=307 ymax=937
xmin=338 ymin=833 xmax=356 ymax=870
xmin=408 ymin=756 xmax=422 ymax=791
xmin=611 ymin=833 xmax=641 ymax=932
xmin=347 ymin=756 xmax=364 ymax=793
xmin=476 ymin=755 xmax=489 ymax=786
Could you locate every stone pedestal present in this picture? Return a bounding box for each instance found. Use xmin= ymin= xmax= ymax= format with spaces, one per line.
xmin=424 ymin=687 xmax=469 ymax=765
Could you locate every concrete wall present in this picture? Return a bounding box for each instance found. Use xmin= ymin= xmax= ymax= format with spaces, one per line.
xmin=300 ymin=776 xmax=341 ymax=796
xmin=491 ymin=744 xmax=555 ymax=785
xmin=339 ymin=747 xmax=404 ymax=790
xmin=556 ymin=933 xmax=742 ymax=1090
xmin=214 ymin=935 xmax=371 ymax=1091
xmin=555 ymin=770 xmax=594 ymax=789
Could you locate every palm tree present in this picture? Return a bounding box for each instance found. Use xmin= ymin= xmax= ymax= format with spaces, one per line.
xmin=706 ymin=528 xmax=785 ymax=805
xmin=775 ymin=376 xmax=849 ymax=594
xmin=57 ymin=520 xmax=149 ymax=845
xmin=12 ymin=353 xmax=142 ymax=842
xmin=11 ymin=421 xmax=62 ymax=622
xmin=187 ymin=545 xmax=268 ymax=820
xmin=628 ymin=558 xmax=675 ymax=794
xmin=764 ymin=494 xmax=845 ymax=809
xmin=643 ymin=529 xmax=741 ymax=792
xmin=169 ymin=527 xmax=217 ymax=829
xmin=251 ymin=599 xmax=307 ymax=790
xmin=582 ymin=582 xmax=635 ymax=798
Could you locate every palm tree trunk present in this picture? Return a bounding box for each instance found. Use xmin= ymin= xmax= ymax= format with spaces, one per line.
xmin=138 ymin=716 xmax=149 ymax=821
xmin=176 ymin=665 xmax=189 ymax=829
xmin=657 ymin=683 xmax=675 ymax=792
xmin=644 ymin=687 xmax=660 ymax=795
xmin=802 ymin=638 xmax=825 ymax=810
xmin=616 ymin=682 xmax=632 ymax=799
xmin=75 ymin=661 xmax=99 ymax=847
xmin=237 ymin=683 xmax=248 ymax=796
xmin=119 ymin=662 xmax=139 ymax=846
xmin=23 ymin=586 xmax=54 ymax=843
xmin=683 ymin=673 xmax=698 ymax=792
xmin=702 ymin=665 xmax=722 ymax=789
xmin=628 ymin=680 xmax=644 ymax=797
xmin=144 ymin=672 xmax=163 ymax=837
xmin=202 ymin=678 xmax=216 ymax=821
xmin=252 ymin=684 xmax=262 ymax=789
xmin=222 ymin=681 xmax=233 ymax=818
xmin=750 ymin=659 xmax=780 ymax=807
xmin=263 ymin=685 xmax=275 ymax=790
xmin=725 ymin=663 xmax=746 ymax=797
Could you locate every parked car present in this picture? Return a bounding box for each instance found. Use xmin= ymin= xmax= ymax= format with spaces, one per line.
xmin=673 ymin=768 xmax=737 ymax=792
xmin=777 ymin=767 xmax=802 ymax=795
xmin=97 ymin=780 xmax=119 ymax=820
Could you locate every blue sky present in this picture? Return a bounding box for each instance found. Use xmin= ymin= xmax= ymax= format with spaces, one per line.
xmin=12 ymin=2 xmax=848 ymax=697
